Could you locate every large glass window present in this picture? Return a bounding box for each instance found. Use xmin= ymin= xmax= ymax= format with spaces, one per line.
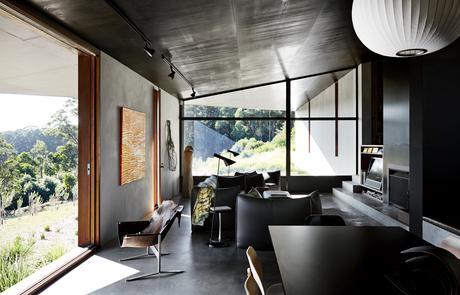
xmin=290 ymin=120 xmax=356 ymax=175
xmin=290 ymin=69 xmax=355 ymax=118
xmin=184 ymin=120 xmax=286 ymax=175
xmin=184 ymin=82 xmax=286 ymax=118
xmin=182 ymin=69 xmax=358 ymax=177
xmin=0 ymin=11 xmax=79 ymax=292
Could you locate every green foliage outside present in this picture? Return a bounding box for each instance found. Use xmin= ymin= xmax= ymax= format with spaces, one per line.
xmin=190 ymin=122 xmax=304 ymax=174
xmin=0 ymin=237 xmax=34 ymax=292
xmin=0 ymin=237 xmax=66 ymax=292
xmin=0 ymin=97 xmax=77 ymax=291
xmin=183 ymin=105 xmax=285 ymax=147
xmin=0 ymin=98 xmax=77 ymax=216
xmin=183 ymin=104 xmax=307 ymax=174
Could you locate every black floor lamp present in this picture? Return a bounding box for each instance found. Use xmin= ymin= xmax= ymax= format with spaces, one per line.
xmin=227 ymin=149 xmax=240 ymax=175
xmin=208 ymin=153 xmax=236 ymax=248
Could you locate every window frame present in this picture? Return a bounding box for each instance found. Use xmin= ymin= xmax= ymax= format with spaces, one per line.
xmin=180 ymin=67 xmax=359 ymax=181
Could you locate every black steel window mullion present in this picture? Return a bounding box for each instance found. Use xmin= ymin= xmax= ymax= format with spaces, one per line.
xmin=308 ymin=99 xmax=311 ymax=153
xmin=291 ymin=117 xmax=357 ymax=121
xmin=286 ymin=79 xmax=291 ymax=186
xmin=355 ymin=66 xmax=359 ymax=175
xmin=179 ymin=101 xmax=184 ymax=187
xmin=335 ymin=80 xmax=339 ymax=157
xmin=181 ymin=116 xmax=286 ymax=121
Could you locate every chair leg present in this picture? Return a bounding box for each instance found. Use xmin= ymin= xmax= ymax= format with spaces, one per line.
xmin=126 ymin=270 xmax=184 ymax=282
xmin=208 ymin=213 xmax=229 ymax=248
xmin=218 ymin=213 xmax=222 ymax=242
xmin=126 ymin=235 xmax=184 ymax=282
xmin=120 ymin=247 xmax=170 ymax=262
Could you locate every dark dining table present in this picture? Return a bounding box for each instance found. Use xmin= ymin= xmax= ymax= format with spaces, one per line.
xmin=269 ymin=226 xmax=428 ymax=295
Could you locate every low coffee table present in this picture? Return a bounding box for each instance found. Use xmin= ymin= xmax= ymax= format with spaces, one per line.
xmin=263 ymin=190 xmax=291 ymax=199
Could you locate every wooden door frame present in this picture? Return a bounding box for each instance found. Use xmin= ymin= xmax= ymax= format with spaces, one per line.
xmin=78 ymin=53 xmax=100 ymax=247
xmin=153 ymin=89 xmax=161 ymax=207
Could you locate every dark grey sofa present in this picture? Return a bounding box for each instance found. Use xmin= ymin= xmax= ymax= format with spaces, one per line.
xmin=191 ymin=185 xmax=241 ymax=233
xmin=236 ymin=193 xmax=320 ymax=250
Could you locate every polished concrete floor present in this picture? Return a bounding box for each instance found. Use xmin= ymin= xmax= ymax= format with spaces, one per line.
xmin=42 ymin=195 xmax=381 ymax=294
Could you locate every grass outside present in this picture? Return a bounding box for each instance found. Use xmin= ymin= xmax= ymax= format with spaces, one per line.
xmin=0 ymin=202 xmax=77 ymax=248
xmin=0 ymin=202 xmax=77 ymax=292
xmin=192 ymin=148 xmax=305 ymax=175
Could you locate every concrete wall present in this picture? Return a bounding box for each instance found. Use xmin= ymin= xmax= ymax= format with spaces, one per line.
xmin=99 ymin=52 xmax=179 ymax=246
xmin=160 ymin=90 xmax=180 ymax=200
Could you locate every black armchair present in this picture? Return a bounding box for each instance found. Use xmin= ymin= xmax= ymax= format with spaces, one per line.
xmin=236 ymin=194 xmax=313 ymax=250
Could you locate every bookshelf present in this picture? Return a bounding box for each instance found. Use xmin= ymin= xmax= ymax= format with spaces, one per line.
xmin=360 ymin=145 xmax=384 ymax=197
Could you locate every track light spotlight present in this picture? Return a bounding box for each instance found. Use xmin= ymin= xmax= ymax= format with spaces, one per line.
xmin=168 ymin=66 xmax=175 ymax=79
xmin=191 ymin=88 xmax=196 ymax=98
xmin=143 ymin=43 xmax=155 ymax=57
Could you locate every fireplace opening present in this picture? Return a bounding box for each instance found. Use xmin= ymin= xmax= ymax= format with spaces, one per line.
xmin=389 ymin=169 xmax=409 ymax=211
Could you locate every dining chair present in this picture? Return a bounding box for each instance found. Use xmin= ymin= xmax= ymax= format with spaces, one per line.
xmin=244 ymin=267 xmax=262 ymax=295
xmin=304 ymin=214 xmax=346 ymax=226
xmin=246 ymin=246 xmax=284 ymax=295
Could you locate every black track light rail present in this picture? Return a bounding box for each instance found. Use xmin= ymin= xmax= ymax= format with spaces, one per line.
xmin=161 ymin=54 xmax=194 ymax=89
xmin=104 ymin=0 xmax=152 ymax=44
xmin=105 ymin=0 xmax=195 ymax=95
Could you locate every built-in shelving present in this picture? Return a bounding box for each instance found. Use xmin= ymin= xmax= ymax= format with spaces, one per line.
xmin=360 ymin=145 xmax=384 ymax=198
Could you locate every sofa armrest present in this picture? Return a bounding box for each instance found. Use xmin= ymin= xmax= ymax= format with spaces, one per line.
xmin=236 ymin=194 xmax=273 ymax=250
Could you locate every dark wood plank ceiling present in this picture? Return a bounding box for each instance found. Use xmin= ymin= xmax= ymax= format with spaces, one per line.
xmin=24 ymin=0 xmax=373 ymax=98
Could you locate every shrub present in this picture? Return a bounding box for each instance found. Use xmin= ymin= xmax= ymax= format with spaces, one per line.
xmin=271 ymin=125 xmax=287 ymax=147
xmin=44 ymin=225 xmax=51 ymax=232
xmin=40 ymin=233 xmax=45 ymax=240
xmin=36 ymin=244 xmax=66 ymax=268
xmin=28 ymin=192 xmax=42 ymax=216
xmin=0 ymin=237 xmax=34 ymax=292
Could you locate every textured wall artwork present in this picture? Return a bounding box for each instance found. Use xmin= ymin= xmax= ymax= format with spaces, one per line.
xmin=120 ymin=107 xmax=146 ymax=185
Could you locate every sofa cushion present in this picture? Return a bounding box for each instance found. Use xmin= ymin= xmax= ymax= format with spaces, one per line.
xmin=244 ymin=173 xmax=265 ymax=192
xmin=235 ymin=171 xmax=257 ymax=176
xmin=218 ymin=175 xmax=245 ymax=191
xmin=266 ymin=170 xmax=281 ymax=184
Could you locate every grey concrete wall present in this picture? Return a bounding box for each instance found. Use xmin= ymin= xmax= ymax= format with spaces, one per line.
xmin=160 ymin=90 xmax=180 ymax=200
xmin=99 ymin=52 xmax=179 ymax=246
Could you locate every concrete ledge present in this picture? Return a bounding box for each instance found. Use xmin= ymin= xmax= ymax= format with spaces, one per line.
xmin=333 ymin=188 xmax=408 ymax=230
xmin=423 ymin=217 xmax=460 ymax=247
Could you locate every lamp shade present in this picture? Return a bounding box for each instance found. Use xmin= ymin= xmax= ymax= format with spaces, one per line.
xmin=227 ymin=149 xmax=240 ymax=157
xmin=352 ymin=0 xmax=460 ymax=57
xmin=213 ymin=153 xmax=235 ymax=167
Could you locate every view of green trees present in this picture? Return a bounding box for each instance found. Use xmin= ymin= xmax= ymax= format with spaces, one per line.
xmin=0 ymin=98 xmax=77 ymax=221
xmin=184 ymin=105 xmax=285 ymax=144
xmin=184 ymin=104 xmax=296 ymax=175
xmin=0 ymin=97 xmax=78 ymax=292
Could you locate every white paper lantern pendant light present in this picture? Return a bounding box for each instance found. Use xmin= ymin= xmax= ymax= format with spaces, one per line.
xmin=352 ymin=0 xmax=460 ymax=57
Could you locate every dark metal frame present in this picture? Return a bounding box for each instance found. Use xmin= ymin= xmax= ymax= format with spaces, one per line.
xmin=182 ymin=66 xmax=357 ymax=101
xmin=179 ymin=66 xmax=360 ymax=185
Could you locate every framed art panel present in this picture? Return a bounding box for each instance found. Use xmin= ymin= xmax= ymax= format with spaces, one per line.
xmin=120 ymin=107 xmax=146 ymax=185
